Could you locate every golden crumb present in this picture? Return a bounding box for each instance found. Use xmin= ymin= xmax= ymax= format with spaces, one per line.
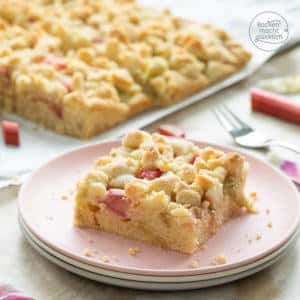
xmin=102 ymin=255 xmax=110 ymax=263
xmin=189 ymin=260 xmax=199 ymax=268
xmin=267 ymin=222 xmax=273 ymax=228
xmin=83 ymin=248 xmax=92 ymax=257
xmin=256 ymin=234 xmax=262 ymax=240
xmin=266 ymin=208 xmax=270 ymax=215
xmin=212 ymin=255 xmax=227 ymax=265
xmin=61 ymin=194 xmax=68 ymax=200
xmin=128 ymin=247 xmax=140 ymax=256
xmin=68 ymin=188 xmax=74 ymax=195
xmin=250 ymin=191 xmax=257 ymax=200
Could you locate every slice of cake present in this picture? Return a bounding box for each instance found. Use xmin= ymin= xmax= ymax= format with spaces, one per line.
xmin=74 ymin=130 xmax=253 ymax=254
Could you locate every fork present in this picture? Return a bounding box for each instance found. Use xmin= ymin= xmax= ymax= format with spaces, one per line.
xmin=214 ymin=105 xmax=300 ymax=155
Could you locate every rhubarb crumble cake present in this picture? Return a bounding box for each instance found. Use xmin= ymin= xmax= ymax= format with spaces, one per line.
xmin=74 ymin=130 xmax=253 ymax=254
xmin=0 ymin=0 xmax=251 ymax=138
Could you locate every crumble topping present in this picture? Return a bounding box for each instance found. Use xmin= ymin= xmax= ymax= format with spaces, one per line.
xmin=76 ymin=130 xmax=253 ymax=220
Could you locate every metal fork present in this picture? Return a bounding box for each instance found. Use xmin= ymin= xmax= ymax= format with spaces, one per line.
xmin=214 ymin=105 xmax=300 ymax=155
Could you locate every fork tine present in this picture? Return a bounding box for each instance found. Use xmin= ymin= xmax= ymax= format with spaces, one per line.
xmin=222 ymin=105 xmax=252 ymax=130
xmin=214 ymin=108 xmax=236 ymax=133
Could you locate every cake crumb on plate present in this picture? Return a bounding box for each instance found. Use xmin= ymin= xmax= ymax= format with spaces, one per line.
xmin=189 ymin=260 xmax=199 ymax=268
xmin=102 ymin=255 xmax=110 ymax=263
xmin=61 ymin=194 xmax=68 ymax=200
xmin=267 ymin=222 xmax=273 ymax=228
xmin=128 ymin=247 xmax=140 ymax=256
xmin=83 ymin=248 xmax=92 ymax=257
xmin=250 ymin=191 xmax=257 ymax=200
xmin=256 ymin=234 xmax=262 ymax=240
xmin=212 ymin=255 xmax=227 ymax=265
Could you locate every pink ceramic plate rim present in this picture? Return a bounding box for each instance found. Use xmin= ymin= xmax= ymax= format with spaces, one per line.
xmin=19 ymin=212 xmax=299 ymax=281
xmin=18 ymin=139 xmax=300 ymax=277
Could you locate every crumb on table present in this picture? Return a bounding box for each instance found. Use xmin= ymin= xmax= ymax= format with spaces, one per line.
xmin=212 ymin=254 xmax=227 ymax=265
xmin=128 ymin=247 xmax=140 ymax=256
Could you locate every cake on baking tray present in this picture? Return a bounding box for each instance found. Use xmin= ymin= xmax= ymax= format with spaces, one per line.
xmin=0 ymin=0 xmax=251 ymax=138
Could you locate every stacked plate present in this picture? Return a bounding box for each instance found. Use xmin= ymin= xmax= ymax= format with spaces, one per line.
xmin=18 ymin=140 xmax=300 ymax=290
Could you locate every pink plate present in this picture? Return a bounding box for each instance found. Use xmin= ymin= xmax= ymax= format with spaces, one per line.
xmin=18 ymin=140 xmax=300 ymax=276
